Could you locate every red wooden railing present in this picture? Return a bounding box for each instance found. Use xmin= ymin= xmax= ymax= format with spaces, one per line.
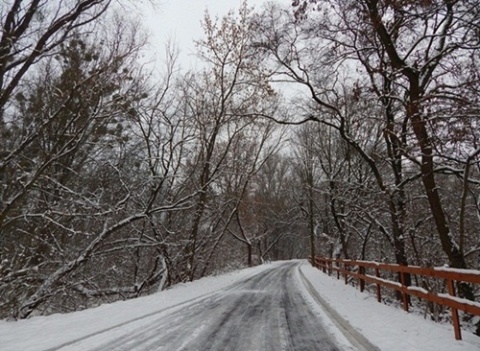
xmin=312 ymin=257 xmax=480 ymax=340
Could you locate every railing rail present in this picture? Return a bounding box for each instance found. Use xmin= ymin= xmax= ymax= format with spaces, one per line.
xmin=313 ymin=257 xmax=480 ymax=340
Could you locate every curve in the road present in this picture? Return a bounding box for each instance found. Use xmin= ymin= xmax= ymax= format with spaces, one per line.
xmin=56 ymin=261 xmax=355 ymax=351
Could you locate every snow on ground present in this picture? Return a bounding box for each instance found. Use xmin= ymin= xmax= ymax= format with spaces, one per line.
xmin=0 ymin=263 xmax=275 ymax=351
xmin=1 ymin=260 xmax=480 ymax=351
xmin=299 ymin=263 xmax=480 ymax=351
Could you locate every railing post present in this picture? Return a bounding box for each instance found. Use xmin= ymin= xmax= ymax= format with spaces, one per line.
xmin=322 ymin=259 xmax=327 ymax=273
xmin=336 ymin=260 xmax=340 ymax=280
xmin=399 ymin=266 xmax=409 ymax=312
xmin=359 ymin=265 xmax=365 ymax=292
xmin=375 ymin=267 xmax=381 ymax=303
xmin=447 ymin=279 xmax=462 ymax=340
xmin=344 ymin=261 xmax=348 ymax=285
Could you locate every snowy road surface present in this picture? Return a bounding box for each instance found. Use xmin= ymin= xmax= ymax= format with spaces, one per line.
xmin=51 ymin=261 xmax=343 ymax=350
xmin=3 ymin=261 xmax=480 ymax=351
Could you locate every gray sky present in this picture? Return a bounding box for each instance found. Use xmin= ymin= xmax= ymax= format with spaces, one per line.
xmin=137 ymin=0 xmax=302 ymax=97
xmin=141 ymin=0 xmax=254 ymax=70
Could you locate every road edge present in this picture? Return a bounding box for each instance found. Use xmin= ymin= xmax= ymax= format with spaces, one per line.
xmin=297 ymin=263 xmax=381 ymax=351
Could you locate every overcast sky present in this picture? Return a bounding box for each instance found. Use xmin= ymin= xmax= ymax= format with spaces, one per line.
xmin=140 ymin=0 xmax=286 ymax=70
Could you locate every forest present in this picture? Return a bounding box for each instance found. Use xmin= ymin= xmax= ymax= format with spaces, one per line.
xmin=1 ymin=0 xmax=480 ymax=326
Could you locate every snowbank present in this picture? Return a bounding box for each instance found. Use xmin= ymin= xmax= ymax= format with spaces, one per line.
xmin=299 ymin=263 xmax=480 ymax=351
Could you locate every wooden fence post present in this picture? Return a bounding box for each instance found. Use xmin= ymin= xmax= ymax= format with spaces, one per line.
xmin=375 ymin=267 xmax=381 ymax=303
xmin=447 ymin=279 xmax=462 ymax=340
xmin=344 ymin=261 xmax=349 ymax=285
xmin=399 ymin=267 xmax=409 ymax=312
xmin=359 ymin=265 xmax=365 ymax=292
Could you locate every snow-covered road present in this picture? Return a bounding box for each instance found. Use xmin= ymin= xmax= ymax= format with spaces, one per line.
xmin=50 ymin=261 xmax=345 ymax=350
xmin=3 ymin=260 xmax=480 ymax=351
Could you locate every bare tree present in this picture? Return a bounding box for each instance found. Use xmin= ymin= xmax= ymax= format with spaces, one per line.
xmin=252 ymin=6 xmax=412 ymax=269
xmin=291 ymin=0 xmax=480 ymax=297
xmin=0 ymin=3 xmax=198 ymax=318
xmin=173 ymin=2 xmax=279 ymax=281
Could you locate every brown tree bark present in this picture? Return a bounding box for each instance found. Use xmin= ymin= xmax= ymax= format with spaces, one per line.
xmin=364 ymin=0 xmax=471 ymax=298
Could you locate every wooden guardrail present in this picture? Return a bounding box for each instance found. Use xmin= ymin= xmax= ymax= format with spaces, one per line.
xmin=313 ymin=257 xmax=480 ymax=340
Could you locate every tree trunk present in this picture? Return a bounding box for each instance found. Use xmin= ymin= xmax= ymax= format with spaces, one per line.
xmin=247 ymin=242 xmax=253 ymax=267
xmin=365 ymin=0 xmax=471 ymax=298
